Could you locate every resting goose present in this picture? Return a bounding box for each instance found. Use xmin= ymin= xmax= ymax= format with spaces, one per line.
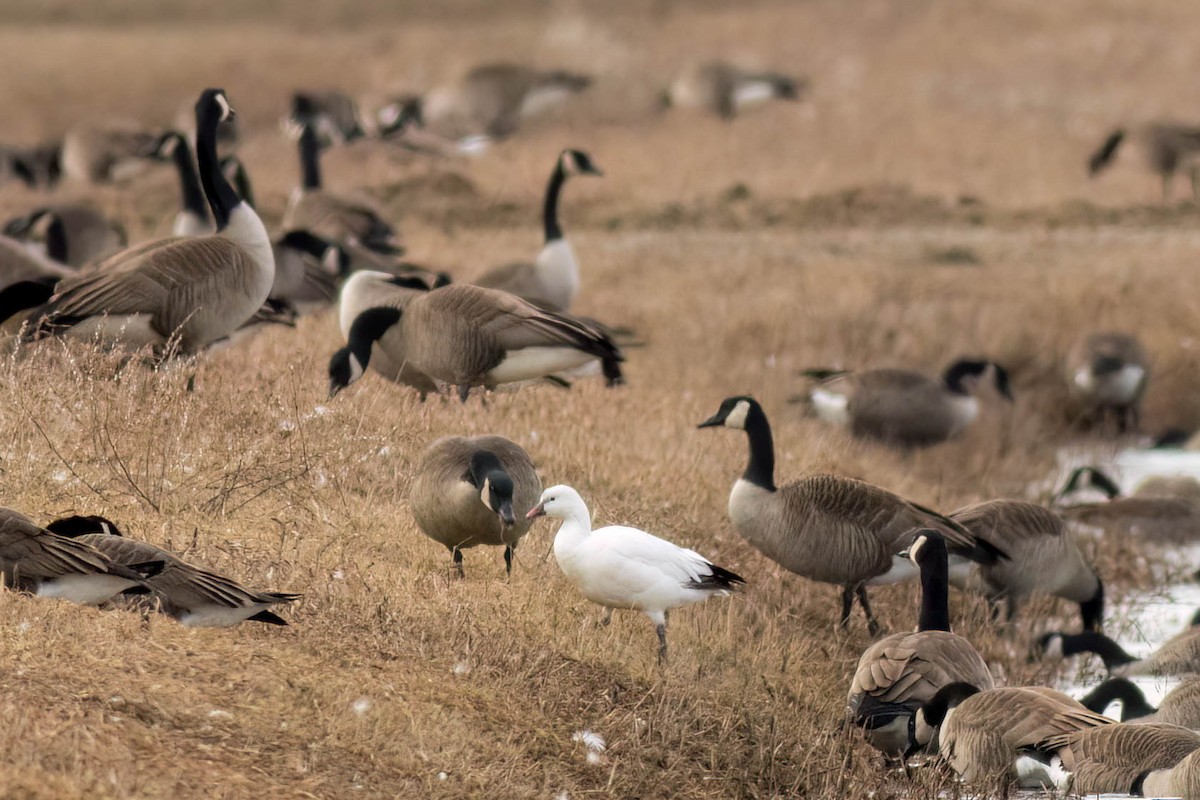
xmin=698 ymin=396 xmax=1005 ymax=634
xmin=663 ymin=61 xmax=804 ymax=119
xmin=806 ymin=359 xmax=1013 ymax=447
xmin=847 ymin=531 xmax=994 ymax=756
xmin=948 ymin=499 xmax=1104 ymax=631
xmin=3 ymin=205 xmax=125 ymax=267
xmin=328 ymin=284 xmax=623 ymax=401
xmin=60 ymin=119 xmax=161 ymax=184
xmin=528 ymin=484 xmax=744 ymax=663
xmin=409 ymin=436 xmax=541 ymax=576
xmin=473 ymin=149 xmax=603 ymax=312
xmin=1065 ymin=332 xmax=1149 ymax=432
xmin=25 ymin=89 xmax=275 ymax=355
xmin=0 ymin=508 xmax=162 ymax=605
xmin=46 ymin=515 xmax=300 ymax=627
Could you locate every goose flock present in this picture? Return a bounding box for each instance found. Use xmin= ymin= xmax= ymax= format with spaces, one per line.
xmin=0 ymin=45 xmax=1197 ymax=798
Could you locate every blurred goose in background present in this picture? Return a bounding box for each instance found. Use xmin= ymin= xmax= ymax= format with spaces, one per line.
xmin=803 ymin=359 xmax=1013 ymax=448
xmin=377 ymin=62 xmax=592 ymax=141
xmin=663 ymin=61 xmax=805 ymax=119
xmin=1065 ymin=332 xmax=1148 ymax=432
xmin=847 ymin=531 xmax=994 ymax=756
xmin=910 ymin=683 xmax=1111 ymax=789
xmin=25 ymin=89 xmax=274 ymax=355
xmin=528 ymin=484 xmax=744 ymax=663
xmin=282 ymin=123 xmax=403 ymax=256
xmin=1039 ymin=623 xmax=1200 ymax=677
xmin=3 ymin=205 xmax=126 ymax=267
xmin=151 ymin=130 xmax=211 ymax=237
xmin=698 ymin=396 xmax=1006 ymax=634
xmin=0 ymin=508 xmax=162 ymax=606
xmin=1080 ymin=676 xmax=1200 ymax=728
xmin=60 ymin=119 xmax=162 ymax=184
xmin=0 ymin=141 xmax=61 ymax=189
xmin=46 ymin=515 xmax=300 ymax=627
xmin=1030 ymin=722 xmax=1200 ymax=795
xmin=1088 ymin=122 xmax=1200 ymax=202
xmin=949 ymin=499 xmax=1104 ymax=631
xmin=329 ymin=284 xmax=623 ymax=401
xmin=1054 ymin=466 xmax=1200 ymax=544
xmin=173 ymin=95 xmax=239 ymax=153
xmin=286 ymin=90 xmax=368 ymax=143
xmin=0 ymin=235 xmax=76 ymax=287
xmin=409 ymin=436 xmax=541 ymax=576
xmin=473 ymin=149 xmax=602 ymax=312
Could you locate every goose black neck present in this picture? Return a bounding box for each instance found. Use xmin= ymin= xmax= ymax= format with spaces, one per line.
xmin=169 ymin=134 xmax=209 ymax=223
xmin=0 ymin=278 xmax=55 ymax=325
xmin=1080 ymin=578 xmax=1105 ymax=633
xmin=922 ymin=682 xmax=981 ymax=727
xmin=1057 ymin=631 xmax=1138 ymax=671
xmin=42 ymin=214 xmax=67 ymax=263
xmin=1078 ymin=678 xmax=1155 ymax=721
xmin=917 ymin=545 xmax=952 ymax=633
xmin=542 ymin=161 xmax=566 ymax=243
xmin=222 ymin=156 xmax=256 ymax=210
xmin=196 ymin=109 xmax=240 ymax=230
xmin=742 ymin=405 xmax=776 ymax=491
xmin=299 ymin=126 xmax=322 ymax=191
xmin=347 ymin=306 xmax=402 ymax=368
xmin=467 ymin=450 xmax=508 ymax=488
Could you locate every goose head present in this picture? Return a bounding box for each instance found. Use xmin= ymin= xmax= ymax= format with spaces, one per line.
xmin=560 ymin=149 xmax=603 ymax=178
xmin=468 ymin=451 xmax=517 ymax=527
xmin=908 ymin=681 xmax=981 ymax=756
xmin=697 ymin=395 xmax=762 ymax=431
xmin=899 ymin=530 xmax=948 ymax=570
xmin=526 ymin=484 xmax=586 ymax=521
xmin=197 ymin=88 xmax=237 ymax=128
xmin=328 ymin=306 xmax=402 ymax=398
xmin=44 ymin=514 xmax=125 ymax=538
xmin=942 ymin=359 xmax=1013 ymax=401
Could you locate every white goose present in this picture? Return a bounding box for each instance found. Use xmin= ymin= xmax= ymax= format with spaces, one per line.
xmin=527 ymin=484 xmax=744 ymax=663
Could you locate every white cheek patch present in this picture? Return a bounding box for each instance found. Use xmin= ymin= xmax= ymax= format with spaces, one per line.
xmin=216 ymin=93 xmax=232 ymax=122
xmin=378 ymin=103 xmax=402 ymax=127
xmin=348 ymin=354 xmax=364 ymax=384
xmin=561 ymin=150 xmax=579 ymax=175
xmin=480 ymin=477 xmax=493 ymax=511
xmin=99 ymin=521 xmax=112 ymax=536
xmin=908 ymin=535 xmax=926 ymax=567
xmin=724 ymin=400 xmax=751 ymax=430
xmin=322 ymin=247 xmax=341 ymax=276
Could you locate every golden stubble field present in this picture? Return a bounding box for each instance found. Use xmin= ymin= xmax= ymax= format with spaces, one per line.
xmin=2 ymin=0 xmax=1200 ymax=797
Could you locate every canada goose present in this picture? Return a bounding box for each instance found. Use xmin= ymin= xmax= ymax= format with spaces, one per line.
xmin=60 ymin=119 xmax=162 ymax=184
xmin=1139 ymin=744 xmax=1200 ymax=798
xmin=697 ymin=396 xmax=1006 ymax=634
xmin=911 ymin=683 xmax=1112 ymax=789
xmin=172 ymin=96 xmax=239 ymax=153
xmin=378 ymin=63 xmax=593 ymax=140
xmin=1032 ymin=722 xmax=1200 ymax=795
xmin=287 ymin=90 xmax=367 ymax=143
xmin=0 ymin=508 xmax=162 ymax=605
xmin=335 ymin=269 xmax=444 ymax=397
xmin=0 ymin=141 xmax=61 ymax=189
xmin=1066 ymin=332 xmax=1148 ymax=432
xmin=45 ymin=514 xmax=300 ymax=627
xmin=151 ymin=131 xmax=211 ymax=237
xmin=473 ymin=149 xmax=603 ymax=312
xmin=1081 ymin=676 xmax=1200 ymax=728
xmin=527 ymin=484 xmax=744 ymax=663
xmin=1040 ymin=625 xmax=1200 ymax=677
xmin=409 ymin=436 xmax=541 ymax=576
xmin=282 ymin=123 xmax=402 ymax=256
xmin=328 ymin=284 xmax=623 ymax=401
xmin=948 ymin=499 xmax=1104 ymax=631
xmin=0 ymin=234 xmax=76 ymax=287
xmin=3 ymin=205 xmax=126 ymax=267
xmin=1055 ymin=466 xmax=1200 ymax=544
xmin=847 ymin=531 xmax=994 ymax=756
xmin=806 ymin=359 xmax=1013 ymax=447
xmin=25 ymin=89 xmax=274 ymax=355
xmin=1088 ymin=123 xmax=1200 ymax=202
xmin=663 ymin=61 xmax=805 ymax=119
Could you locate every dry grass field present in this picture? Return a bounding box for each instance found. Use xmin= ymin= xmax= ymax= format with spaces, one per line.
xmin=1 ymin=0 xmax=1200 ymax=797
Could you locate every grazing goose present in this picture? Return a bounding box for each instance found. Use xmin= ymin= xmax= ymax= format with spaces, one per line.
xmin=379 ymin=63 xmax=592 ymax=140
xmin=1032 ymin=722 xmax=1200 ymax=795
xmin=409 ymin=436 xmax=541 ymax=576
xmin=846 ymin=531 xmax=994 ymax=756
xmin=1139 ymin=745 xmax=1200 ymax=798
xmin=1055 ymin=466 xmax=1200 ymax=544
xmin=473 ymin=149 xmax=603 ymax=312
xmin=1088 ymin=122 xmax=1200 ymax=201
xmin=287 ymin=90 xmax=367 ymax=143
xmin=805 ymin=359 xmax=1013 ymax=447
xmin=281 ymin=123 xmax=402 ymax=256
xmin=912 ymin=683 xmax=1112 ymax=789
xmin=948 ymin=499 xmax=1104 ymax=631
xmin=25 ymin=89 xmax=275 ymax=355
xmin=334 ymin=269 xmax=443 ymax=397
xmin=1040 ymin=625 xmax=1200 ymax=677
xmin=151 ymin=131 xmax=211 ymax=237
xmin=1066 ymin=332 xmax=1149 ymax=432
xmin=663 ymin=61 xmax=805 ymax=119
xmin=60 ymin=119 xmax=161 ymax=184
xmin=0 ymin=508 xmax=162 ymax=605
xmin=45 ymin=515 xmax=300 ymax=627
xmin=1081 ymin=676 xmax=1200 ymax=728
xmin=3 ymin=205 xmax=126 ymax=267
xmin=528 ymin=484 xmax=744 ymax=663
xmin=697 ymin=396 xmax=1006 ymax=634
xmin=328 ymin=284 xmax=623 ymax=401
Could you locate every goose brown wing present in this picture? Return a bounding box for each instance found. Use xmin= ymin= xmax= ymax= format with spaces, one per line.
xmin=75 ymin=533 xmax=178 ymax=565
xmin=1039 ymin=723 xmax=1200 ymax=794
xmin=951 ymin=500 xmax=1063 ymax=549
xmin=0 ymin=512 xmax=125 ymax=580
xmin=849 ymin=631 xmax=992 ymax=714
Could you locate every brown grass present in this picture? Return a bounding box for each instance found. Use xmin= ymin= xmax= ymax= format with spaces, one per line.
xmin=0 ymin=1 xmax=1199 ymax=797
